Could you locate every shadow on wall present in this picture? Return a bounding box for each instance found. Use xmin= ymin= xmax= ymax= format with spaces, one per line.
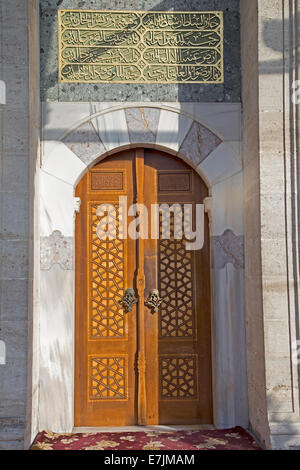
xmin=260 ymin=18 xmax=299 ymax=73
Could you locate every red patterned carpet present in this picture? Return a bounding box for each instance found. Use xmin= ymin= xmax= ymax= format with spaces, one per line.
xmin=31 ymin=427 xmax=260 ymax=450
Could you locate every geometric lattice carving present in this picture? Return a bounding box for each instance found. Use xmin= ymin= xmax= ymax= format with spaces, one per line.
xmin=159 ymin=208 xmax=194 ymax=337
xmin=160 ymin=356 xmax=197 ymax=399
xmin=90 ymin=171 xmax=124 ymax=191
xmin=90 ymin=356 xmax=126 ymax=400
xmin=90 ymin=204 xmax=125 ymax=338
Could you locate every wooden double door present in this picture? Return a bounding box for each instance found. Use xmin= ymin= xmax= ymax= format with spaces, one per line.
xmin=75 ymin=149 xmax=212 ymax=426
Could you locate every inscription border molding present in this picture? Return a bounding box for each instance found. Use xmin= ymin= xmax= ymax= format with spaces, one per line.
xmin=58 ymin=9 xmax=224 ymax=84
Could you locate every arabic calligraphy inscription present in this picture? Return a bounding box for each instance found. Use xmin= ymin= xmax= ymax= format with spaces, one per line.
xmin=58 ymin=10 xmax=224 ymax=84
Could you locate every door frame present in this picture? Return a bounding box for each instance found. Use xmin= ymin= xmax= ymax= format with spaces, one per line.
xmin=38 ymin=105 xmax=247 ymax=433
xmin=72 ymin=144 xmax=216 ymax=427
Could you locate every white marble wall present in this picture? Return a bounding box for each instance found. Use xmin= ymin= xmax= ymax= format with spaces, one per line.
xmin=241 ymin=0 xmax=300 ymax=450
xmin=38 ymin=168 xmax=76 ymax=431
xmin=39 ymin=102 xmax=246 ymax=432
xmin=261 ymin=0 xmax=300 ymax=450
xmin=39 ymin=265 xmax=74 ymax=432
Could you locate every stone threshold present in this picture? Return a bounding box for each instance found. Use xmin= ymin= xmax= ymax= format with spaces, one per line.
xmin=73 ymin=424 xmax=216 ymax=433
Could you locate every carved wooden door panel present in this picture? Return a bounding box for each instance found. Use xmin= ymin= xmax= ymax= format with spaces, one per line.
xmin=75 ymin=149 xmax=212 ymax=426
xmin=75 ymin=151 xmax=137 ymax=426
xmin=144 ymin=150 xmax=212 ymax=424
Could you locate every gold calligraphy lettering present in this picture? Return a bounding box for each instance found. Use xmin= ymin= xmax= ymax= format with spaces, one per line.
xmin=58 ymin=10 xmax=224 ymax=84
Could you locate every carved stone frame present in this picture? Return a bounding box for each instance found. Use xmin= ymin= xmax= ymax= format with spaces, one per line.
xmin=38 ymin=103 xmax=246 ymax=432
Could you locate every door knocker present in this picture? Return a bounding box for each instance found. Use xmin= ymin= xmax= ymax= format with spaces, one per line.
xmin=120 ymin=288 xmax=138 ymax=313
xmin=145 ymin=289 xmax=162 ymax=314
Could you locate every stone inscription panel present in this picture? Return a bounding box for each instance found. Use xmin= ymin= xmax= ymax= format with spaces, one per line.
xmin=58 ymin=10 xmax=224 ymax=84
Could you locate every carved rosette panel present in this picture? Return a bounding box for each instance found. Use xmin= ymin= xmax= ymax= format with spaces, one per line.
xmin=89 ymin=356 xmax=127 ymax=400
xmin=160 ymin=356 xmax=198 ymax=400
xmin=159 ymin=208 xmax=194 ymax=338
xmin=40 ymin=230 xmax=73 ymax=270
xmin=58 ymin=10 xmax=224 ymax=84
xmin=213 ymin=229 xmax=244 ymax=269
xmin=89 ymin=203 xmax=125 ymax=338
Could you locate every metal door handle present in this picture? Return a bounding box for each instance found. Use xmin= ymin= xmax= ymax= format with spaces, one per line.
xmin=145 ymin=289 xmax=162 ymax=314
xmin=120 ymin=288 xmax=138 ymax=313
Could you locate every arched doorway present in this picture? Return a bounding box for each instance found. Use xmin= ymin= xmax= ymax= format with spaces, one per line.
xmin=74 ymin=148 xmax=212 ymax=427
